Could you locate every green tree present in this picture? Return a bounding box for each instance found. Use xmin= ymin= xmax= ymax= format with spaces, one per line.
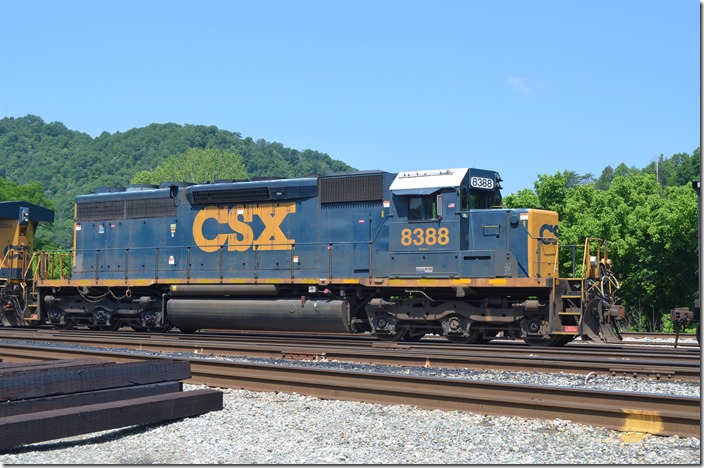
xmin=0 ymin=178 xmax=54 ymax=208
xmin=613 ymin=162 xmax=638 ymax=178
xmin=595 ymin=165 xmax=614 ymax=190
xmin=534 ymin=171 xmax=573 ymax=212
xmin=502 ymin=188 xmax=541 ymax=209
xmin=132 ymin=148 xmax=248 ymax=184
xmin=641 ymin=148 xmax=700 ymax=187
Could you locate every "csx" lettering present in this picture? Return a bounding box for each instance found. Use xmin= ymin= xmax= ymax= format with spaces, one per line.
xmin=193 ymin=203 xmax=295 ymax=252
xmin=539 ymin=223 xmax=558 ymax=245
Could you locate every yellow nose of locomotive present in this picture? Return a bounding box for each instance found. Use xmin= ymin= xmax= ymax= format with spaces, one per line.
xmin=524 ymin=209 xmax=559 ymax=278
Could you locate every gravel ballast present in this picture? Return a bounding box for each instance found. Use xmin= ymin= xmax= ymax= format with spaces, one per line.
xmin=0 ymin=385 xmax=700 ymax=464
xmin=0 ymin=337 xmax=700 ymax=464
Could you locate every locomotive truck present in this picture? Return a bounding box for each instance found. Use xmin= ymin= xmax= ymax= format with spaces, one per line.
xmin=0 ymin=167 xmax=625 ymax=346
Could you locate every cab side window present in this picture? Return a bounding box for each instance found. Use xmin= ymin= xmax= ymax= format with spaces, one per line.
xmin=408 ymin=196 xmax=437 ymax=221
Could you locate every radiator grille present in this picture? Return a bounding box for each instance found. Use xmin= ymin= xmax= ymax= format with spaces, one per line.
xmin=76 ymin=197 xmax=177 ymax=221
xmin=190 ymin=187 xmax=271 ymax=205
xmin=320 ymin=174 xmax=384 ymax=203
xmin=75 ymin=201 xmax=124 ymax=221
xmin=126 ymin=198 xmax=177 ymax=218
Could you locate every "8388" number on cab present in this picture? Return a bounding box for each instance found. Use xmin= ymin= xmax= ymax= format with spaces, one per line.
xmin=400 ymin=227 xmax=450 ymax=246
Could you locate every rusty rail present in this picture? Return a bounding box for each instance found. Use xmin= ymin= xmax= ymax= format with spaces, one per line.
xmin=0 ymin=328 xmax=699 ymax=382
xmin=0 ymin=342 xmax=699 ymax=438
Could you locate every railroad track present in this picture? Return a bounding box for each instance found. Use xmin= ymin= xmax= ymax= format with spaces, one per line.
xmin=622 ymin=332 xmax=698 ymax=340
xmin=0 ymin=328 xmax=699 ymax=382
xmin=0 ymin=341 xmax=699 ymax=438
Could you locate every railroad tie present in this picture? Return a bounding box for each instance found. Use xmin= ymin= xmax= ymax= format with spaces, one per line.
xmin=0 ymin=358 xmax=223 ymax=451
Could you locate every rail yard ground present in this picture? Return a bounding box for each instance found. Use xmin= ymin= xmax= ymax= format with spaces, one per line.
xmin=0 ymin=334 xmax=700 ymax=464
xmin=0 ymin=385 xmax=700 ymax=464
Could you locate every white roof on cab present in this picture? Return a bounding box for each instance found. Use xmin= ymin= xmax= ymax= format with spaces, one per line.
xmin=389 ymin=168 xmax=469 ymax=191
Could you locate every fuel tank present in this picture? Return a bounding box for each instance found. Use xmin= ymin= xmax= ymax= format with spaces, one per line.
xmin=166 ymin=298 xmax=352 ymax=333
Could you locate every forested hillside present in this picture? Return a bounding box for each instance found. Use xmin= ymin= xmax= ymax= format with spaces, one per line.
xmin=0 ymin=115 xmax=353 ymax=247
xmin=0 ymin=114 xmax=699 ymax=331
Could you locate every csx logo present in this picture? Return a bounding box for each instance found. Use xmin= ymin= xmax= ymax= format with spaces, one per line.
xmin=539 ymin=223 xmax=558 ymax=245
xmin=2 ymin=245 xmax=28 ymax=260
xmin=193 ymin=203 xmax=295 ymax=252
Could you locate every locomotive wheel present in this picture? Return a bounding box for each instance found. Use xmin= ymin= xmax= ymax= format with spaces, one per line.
xmin=147 ymin=325 xmax=173 ymax=333
xmin=179 ymin=327 xmax=200 ymax=334
xmin=557 ymin=335 xmax=575 ymax=346
xmin=446 ymin=329 xmax=497 ymax=344
xmin=524 ymin=335 xmax=573 ymax=347
xmin=100 ymin=320 xmax=122 ymax=331
xmin=446 ymin=335 xmax=473 ymax=344
xmin=53 ymin=319 xmax=76 ymax=330
xmin=131 ymin=325 xmax=148 ymax=332
xmin=375 ymin=329 xmax=407 ymax=341
xmin=401 ymin=328 xmax=428 ymax=342
xmin=472 ymin=330 xmax=498 ymax=344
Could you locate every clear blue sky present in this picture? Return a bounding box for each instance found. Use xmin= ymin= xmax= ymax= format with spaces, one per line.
xmin=1 ymin=0 xmax=699 ymax=195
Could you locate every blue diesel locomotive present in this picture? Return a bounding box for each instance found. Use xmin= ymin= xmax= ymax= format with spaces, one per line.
xmin=4 ymin=167 xmax=625 ymax=345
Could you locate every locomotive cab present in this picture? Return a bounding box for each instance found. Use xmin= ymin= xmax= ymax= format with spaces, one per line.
xmin=387 ymin=168 xmax=557 ymax=280
xmin=0 ymin=201 xmax=54 ymax=326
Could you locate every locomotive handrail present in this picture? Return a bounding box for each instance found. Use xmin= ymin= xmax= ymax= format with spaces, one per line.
xmin=550 ymin=238 xmax=621 ymax=307
xmin=534 ymin=236 xmax=561 ymax=278
xmin=0 ymin=248 xmax=12 ymax=272
xmin=0 ymin=248 xmax=9 ymax=271
xmin=581 ymin=237 xmax=611 ymax=279
xmin=0 ymin=248 xmax=31 ymax=280
xmin=540 ymin=238 xmax=613 ymax=281
xmin=48 ymin=240 xmax=366 ymax=285
xmin=33 ymin=251 xmax=73 ymax=281
xmin=36 ymin=233 xmax=596 ymax=286
xmin=24 ymin=251 xmax=42 ymax=297
xmin=559 ymin=242 xmax=596 ymax=280
xmin=370 ymin=211 xmax=391 ymax=244
xmin=24 ymin=251 xmax=40 ymax=279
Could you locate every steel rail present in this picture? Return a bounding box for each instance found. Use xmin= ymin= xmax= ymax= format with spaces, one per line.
xmin=2 ymin=327 xmax=700 ymax=360
xmin=4 ymin=327 xmax=700 ymax=353
xmin=0 ymin=343 xmax=699 ymax=438
xmin=0 ymin=329 xmax=699 ymax=382
xmin=622 ymin=332 xmax=698 ymax=340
